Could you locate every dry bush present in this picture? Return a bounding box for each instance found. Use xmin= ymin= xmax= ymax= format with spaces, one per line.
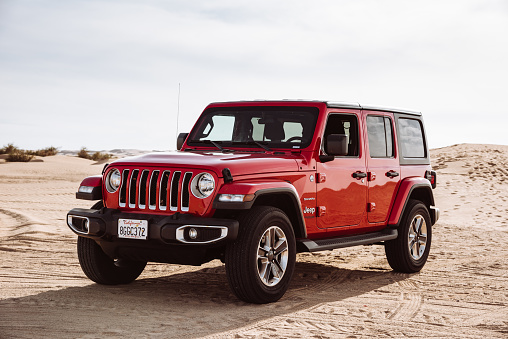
xmin=91 ymin=152 xmax=112 ymax=161
xmin=2 ymin=144 xmax=58 ymax=158
xmin=78 ymin=147 xmax=90 ymax=159
xmin=30 ymin=146 xmax=58 ymax=157
xmin=6 ymin=150 xmax=34 ymax=162
xmin=78 ymin=147 xmax=111 ymax=161
xmin=0 ymin=143 xmax=19 ymax=155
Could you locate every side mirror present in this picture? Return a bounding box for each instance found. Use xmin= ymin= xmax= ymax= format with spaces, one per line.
xmin=326 ymin=134 xmax=348 ymax=156
xmin=177 ymin=133 xmax=189 ymax=150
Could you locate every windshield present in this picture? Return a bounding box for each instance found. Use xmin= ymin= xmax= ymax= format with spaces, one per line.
xmin=188 ymin=106 xmax=319 ymax=150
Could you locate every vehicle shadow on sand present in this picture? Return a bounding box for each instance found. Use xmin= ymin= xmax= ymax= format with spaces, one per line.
xmin=0 ymin=261 xmax=410 ymax=338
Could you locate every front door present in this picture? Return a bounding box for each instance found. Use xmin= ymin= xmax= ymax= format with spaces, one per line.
xmin=365 ymin=113 xmax=400 ymax=223
xmin=316 ymin=112 xmax=367 ymax=228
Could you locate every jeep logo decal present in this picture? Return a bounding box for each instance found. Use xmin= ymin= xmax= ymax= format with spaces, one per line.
xmin=303 ymin=207 xmax=315 ymax=215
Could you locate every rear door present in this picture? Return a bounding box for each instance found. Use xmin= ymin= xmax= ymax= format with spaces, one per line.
xmin=365 ymin=113 xmax=400 ymax=223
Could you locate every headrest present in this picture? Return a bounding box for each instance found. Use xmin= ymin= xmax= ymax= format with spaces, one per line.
xmin=264 ymin=121 xmax=285 ymax=141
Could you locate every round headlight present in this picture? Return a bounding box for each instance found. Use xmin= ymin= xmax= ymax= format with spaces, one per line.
xmin=106 ymin=168 xmax=121 ymax=193
xmin=191 ymin=173 xmax=215 ymax=198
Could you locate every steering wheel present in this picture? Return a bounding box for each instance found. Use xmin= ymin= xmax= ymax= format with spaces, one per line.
xmin=286 ymin=136 xmax=304 ymax=143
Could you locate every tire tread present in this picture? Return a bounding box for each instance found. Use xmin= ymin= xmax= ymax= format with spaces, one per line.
xmin=385 ymin=199 xmax=431 ymax=273
xmin=225 ymin=206 xmax=295 ymax=303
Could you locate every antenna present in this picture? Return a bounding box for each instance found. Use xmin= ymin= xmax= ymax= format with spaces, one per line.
xmin=176 ymin=83 xmax=181 ymax=141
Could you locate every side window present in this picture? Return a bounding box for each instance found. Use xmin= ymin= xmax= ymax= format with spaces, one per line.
xmin=366 ymin=116 xmax=394 ymax=158
xmin=323 ymin=114 xmax=359 ymax=156
xmin=398 ymin=118 xmax=425 ymax=158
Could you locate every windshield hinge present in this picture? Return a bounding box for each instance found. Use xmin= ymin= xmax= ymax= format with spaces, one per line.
xmin=222 ymin=168 xmax=233 ymax=183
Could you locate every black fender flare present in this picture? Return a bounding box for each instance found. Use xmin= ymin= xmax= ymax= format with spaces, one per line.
xmin=213 ymin=187 xmax=307 ymax=238
xmin=388 ymin=180 xmax=437 ymax=227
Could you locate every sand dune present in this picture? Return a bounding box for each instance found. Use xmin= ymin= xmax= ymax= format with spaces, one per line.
xmin=0 ymin=146 xmax=507 ymax=338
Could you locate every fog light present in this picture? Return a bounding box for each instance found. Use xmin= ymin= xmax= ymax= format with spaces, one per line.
xmin=188 ymin=228 xmax=198 ymax=239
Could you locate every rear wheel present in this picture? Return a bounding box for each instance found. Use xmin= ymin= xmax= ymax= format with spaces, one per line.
xmin=225 ymin=206 xmax=296 ymax=303
xmin=385 ymin=200 xmax=432 ymax=273
xmin=77 ymin=201 xmax=146 ymax=285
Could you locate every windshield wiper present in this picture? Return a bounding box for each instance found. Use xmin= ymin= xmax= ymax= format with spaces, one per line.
xmin=189 ymin=140 xmax=233 ymax=153
xmin=207 ymin=140 xmax=224 ymax=151
xmin=232 ymin=141 xmax=272 ymax=152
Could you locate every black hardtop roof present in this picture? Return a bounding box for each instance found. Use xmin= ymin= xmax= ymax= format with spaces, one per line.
xmin=210 ymin=100 xmax=421 ymax=116
xmin=327 ymin=101 xmax=421 ymax=116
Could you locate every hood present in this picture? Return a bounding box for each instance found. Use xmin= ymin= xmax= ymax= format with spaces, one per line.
xmin=111 ymin=151 xmax=301 ymax=177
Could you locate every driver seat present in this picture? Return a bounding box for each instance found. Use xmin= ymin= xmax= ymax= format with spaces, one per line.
xmin=264 ymin=121 xmax=285 ymax=142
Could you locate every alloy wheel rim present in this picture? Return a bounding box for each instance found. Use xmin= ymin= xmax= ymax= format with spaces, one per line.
xmin=257 ymin=226 xmax=289 ymax=286
xmin=408 ymin=214 xmax=427 ymax=260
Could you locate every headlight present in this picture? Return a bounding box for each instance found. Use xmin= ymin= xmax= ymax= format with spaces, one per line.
xmin=105 ymin=168 xmax=121 ymax=193
xmin=191 ymin=173 xmax=215 ymax=198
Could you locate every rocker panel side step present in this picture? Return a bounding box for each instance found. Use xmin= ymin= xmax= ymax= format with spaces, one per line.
xmin=297 ymin=229 xmax=398 ymax=253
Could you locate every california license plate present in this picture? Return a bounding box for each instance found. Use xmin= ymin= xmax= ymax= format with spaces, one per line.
xmin=118 ymin=219 xmax=148 ymax=240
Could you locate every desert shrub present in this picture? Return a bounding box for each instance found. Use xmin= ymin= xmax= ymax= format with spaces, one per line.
xmin=27 ymin=146 xmax=59 ymax=157
xmin=2 ymin=144 xmax=58 ymax=157
xmin=6 ymin=150 xmax=34 ymax=162
xmin=78 ymin=147 xmax=90 ymax=159
xmin=0 ymin=143 xmax=19 ymax=155
xmin=91 ymin=151 xmax=112 ymax=161
xmin=31 ymin=146 xmax=58 ymax=157
xmin=78 ymin=147 xmax=111 ymax=161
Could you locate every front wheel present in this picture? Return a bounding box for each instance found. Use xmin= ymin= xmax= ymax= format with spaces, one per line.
xmin=77 ymin=201 xmax=146 ymax=285
xmin=385 ymin=200 xmax=432 ymax=273
xmin=225 ymin=206 xmax=296 ymax=303
xmin=77 ymin=237 xmax=146 ymax=284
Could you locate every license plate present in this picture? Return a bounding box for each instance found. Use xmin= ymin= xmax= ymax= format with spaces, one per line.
xmin=118 ymin=219 xmax=148 ymax=240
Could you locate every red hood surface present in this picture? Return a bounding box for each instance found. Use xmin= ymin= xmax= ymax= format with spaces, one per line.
xmin=111 ymin=151 xmax=301 ymax=177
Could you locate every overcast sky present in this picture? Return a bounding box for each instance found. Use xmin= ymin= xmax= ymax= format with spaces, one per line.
xmin=1 ymin=0 xmax=507 ymax=151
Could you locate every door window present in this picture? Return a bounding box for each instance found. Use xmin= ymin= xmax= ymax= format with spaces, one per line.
xmin=323 ymin=114 xmax=359 ymax=156
xmin=367 ymin=116 xmax=394 ymax=158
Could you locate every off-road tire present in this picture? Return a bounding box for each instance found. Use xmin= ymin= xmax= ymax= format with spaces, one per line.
xmin=77 ymin=201 xmax=146 ymax=285
xmin=225 ymin=206 xmax=296 ymax=304
xmin=385 ymin=200 xmax=432 ymax=273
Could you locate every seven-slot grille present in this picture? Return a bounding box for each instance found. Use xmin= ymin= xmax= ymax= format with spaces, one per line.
xmin=118 ymin=169 xmax=194 ymax=212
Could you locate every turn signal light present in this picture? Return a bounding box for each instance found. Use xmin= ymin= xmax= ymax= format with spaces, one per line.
xmin=218 ymin=194 xmax=255 ymax=202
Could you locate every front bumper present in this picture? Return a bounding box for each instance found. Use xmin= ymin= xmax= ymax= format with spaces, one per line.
xmin=67 ymin=208 xmax=239 ymax=265
xmin=67 ymin=208 xmax=239 ymax=244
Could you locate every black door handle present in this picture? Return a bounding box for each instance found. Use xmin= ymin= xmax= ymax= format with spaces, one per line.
xmin=386 ymin=171 xmax=399 ymax=178
xmin=352 ymin=171 xmax=367 ymax=179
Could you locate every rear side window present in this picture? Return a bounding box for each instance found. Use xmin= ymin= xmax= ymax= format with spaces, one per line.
xmin=398 ymin=118 xmax=425 ymax=158
xmin=367 ymin=116 xmax=394 ymax=158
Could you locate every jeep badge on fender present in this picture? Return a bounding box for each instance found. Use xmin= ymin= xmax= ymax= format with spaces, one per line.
xmin=67 ymin=100 xmax=439 ymax=303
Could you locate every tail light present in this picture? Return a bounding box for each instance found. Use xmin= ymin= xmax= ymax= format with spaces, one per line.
xmin=425 ymin=170 xmax=437 ymax=189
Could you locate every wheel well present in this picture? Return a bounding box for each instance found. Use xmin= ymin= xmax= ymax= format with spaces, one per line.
xmin=252 ymin=193 xmax=305 ymax=238
xmin=408 ymin=186 xmax=435 ymax=223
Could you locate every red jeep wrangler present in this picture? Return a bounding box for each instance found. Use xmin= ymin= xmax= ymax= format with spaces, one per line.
xmin=67 ymin=100 xmax=439 ymax=303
